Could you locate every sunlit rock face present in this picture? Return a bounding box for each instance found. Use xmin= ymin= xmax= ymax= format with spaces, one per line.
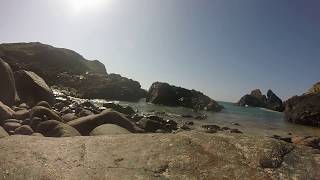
xmin=0 ymin=42 xmax=146 ymax=102
xmin=146 ymin=82 xmax=223 ymax=112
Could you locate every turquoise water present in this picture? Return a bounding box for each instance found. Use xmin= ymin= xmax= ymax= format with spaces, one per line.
xmin=120 ymin=100 xmax=320 ymax=137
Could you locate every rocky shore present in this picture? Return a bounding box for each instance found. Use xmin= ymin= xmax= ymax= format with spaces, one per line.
xmin=0 ymin=42 xmax=320 ymax=179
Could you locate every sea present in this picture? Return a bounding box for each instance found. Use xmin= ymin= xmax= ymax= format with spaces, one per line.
xmin=119 ymin=100 xmax=320 ymax=137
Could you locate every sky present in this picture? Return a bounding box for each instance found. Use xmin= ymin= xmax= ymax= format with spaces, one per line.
xmin=0 ymin=0 xmax=319 ymax=102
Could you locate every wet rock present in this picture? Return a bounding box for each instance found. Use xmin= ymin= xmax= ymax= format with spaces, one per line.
xmin=14 ymin=125 xmax=34 ymax=135
xmin=201 ymin=124 xmax=221 ymax=131
xmin=36 ymin=101 xmax=51 ymax=109
xmin=180 ymin=124 xmax=191 ymax=130
xmin=53 ymin=102 xmax=67 ymax=111
xmin=0 ymin=58 xmax=19 ymax=106
xmin=271 ymin=135 xmax=292 ymax=143
xmin=291 ymin=136 xmax=320 ymax=149
xmin=137 ymin=116 xmax=177 ymax=133
xmin=37 ymin=120 xmax=81 ymax=137
xmin=68 ymin=110 xmax=143 ymax=135
xmin=14 ymin=70 xmax=54 ymax=106
xmin=231 ymin=122 xmax=240 ymax=126
xmin=181 ymin=114 xmax=193 ymax=118
xmin=221 ymin=127 xmax=230 ymax=131
xmin=195 ymin=114 xmax=208 ymax=120
xmin=259 ymin=143 xmax=294 ymax=169
xmin=30 ymin=106 xmax=62 ymax=122
xmin=90 ymin=124 xmax=131 ymax=136
xmin=146 ymin=82 xmax=223 ymax=111
xmin=230 ymin=129 xmax=243 ymax=134
xmin=103 ymin=103 xmax=135 ymax=115
xmin=0 ymin=101 xmax=15 ymax=123
xmin=186 ymin=121 xmax=194 ymax=126
xmin=0 ymin=126 xmax=9 ymax=138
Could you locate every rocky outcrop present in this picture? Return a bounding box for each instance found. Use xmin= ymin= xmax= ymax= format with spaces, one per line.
xmin=285 ymin=93 xmax=320 ymax=127
xmin=0 ymin=58 xmax=19 ymax=106
xmin=0 ymin=131 xmax=319 ymax=179
xmin=306 ymin=82 xmax=320 ymax=95
xmin=146 ymin=82 xmax=223 ymax=111
xmin=266 ymin=90 xmax=284 ymax=111
xmin=14 ymin=70 xmax=55 ymax=106
xmin=0 ymin=42 xmax=107 ymax=81
xmin=284 ymin=82 xmax=320 ymax=127
xmin=0 ymin=42 xmax=146 ymax=101
xmin=237 ymin=89 xmax=284 ymax=112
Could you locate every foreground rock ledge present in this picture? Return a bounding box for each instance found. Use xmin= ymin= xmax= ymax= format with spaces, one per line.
xmin=0 ymin=132 xmax=319 ymax=180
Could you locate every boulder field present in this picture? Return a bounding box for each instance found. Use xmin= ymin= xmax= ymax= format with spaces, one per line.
xmin=237 ymin=89 xmax=284 ymax=112
xmin=146 ymin=82 xmax=223 ymax=112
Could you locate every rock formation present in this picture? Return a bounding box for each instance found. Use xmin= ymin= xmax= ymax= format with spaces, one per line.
xmin=237 ymin=89 xmax=284 ymax=112
xmin=0 ymin=58 xmax=19 ymax=106
xmin=146 ymin=82 xmax=223 ymax=112
xmin=285 ymin=82 xmax=320 ymax=127
xmin=0 ymin=42 xmax=146 ymax=101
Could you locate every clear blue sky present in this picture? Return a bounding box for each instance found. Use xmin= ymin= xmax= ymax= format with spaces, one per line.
xmin=0 ymin=0 xmax=319 ymax=102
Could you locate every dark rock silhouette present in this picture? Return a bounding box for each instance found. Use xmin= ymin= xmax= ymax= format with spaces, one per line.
xmin=237 ymin=89 xmax=284 ymax=112
xmin=285 ymin=90 xmax=320 ymax=127
xmin=146 ymin=82 xmax=223 ymax=112
xmin=0 ymin=42 xmax=146 ymax=101
xmin=14 ymin=70 xmax=55 ymax=106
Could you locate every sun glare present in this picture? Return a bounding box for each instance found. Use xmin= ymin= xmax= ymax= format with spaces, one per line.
xmin=67 ymin=0 xmax=110 ymax=14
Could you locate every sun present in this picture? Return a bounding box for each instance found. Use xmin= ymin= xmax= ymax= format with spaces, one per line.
xmin=67 ymin=0 xmax=110 ymax=13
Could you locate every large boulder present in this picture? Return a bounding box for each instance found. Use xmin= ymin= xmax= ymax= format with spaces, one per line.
xmin=285 ymin=93 xmax=320 ymax=127
xmin=284 ymin=82 xmax=320 ymax=127
xmin=0 ymin=58 xmax=19 ymax=106
xmin=89 ymin=124 xmax=131 ymax=136
xmin=68 ymin=110 xmax=143 ymax=135
xmin=0 ymin=101 xmax=15 ymax=123
xmin=237 ymin=89 xmax=284 ymax=112
xmin=37 ymin=120 xmax=81 ymax=137
xmin=0 ymin=131 xmax=319 ymax=179
xmin=14 ymin=70 xmax=54 ymax=106
xmin=146 ymin=82 xmax=223 ymax=111
xmin=30 ymin=106 xmax=62 ymax=122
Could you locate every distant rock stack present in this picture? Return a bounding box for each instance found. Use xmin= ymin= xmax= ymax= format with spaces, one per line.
xmin=237 ymin=89 xmax=284 ymax=112
xmin=146 ymin=82 xmax=223 ymax=112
